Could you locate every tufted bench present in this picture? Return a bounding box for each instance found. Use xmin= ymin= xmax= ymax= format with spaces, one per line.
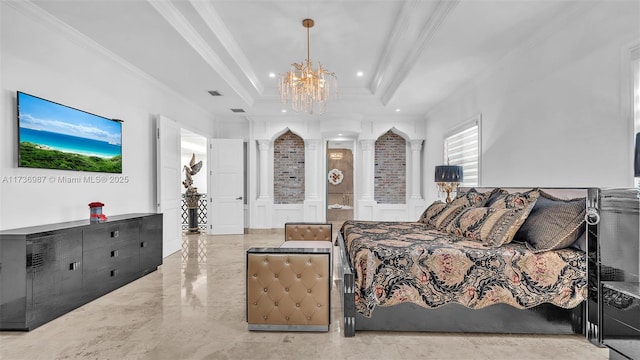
xmin=284 ymin=222 xmax=333 ymax=242
xmin=246 ymin=245 xmax=331 ymax=331
xmin=284 ymin=222 xmax=334 ymax=281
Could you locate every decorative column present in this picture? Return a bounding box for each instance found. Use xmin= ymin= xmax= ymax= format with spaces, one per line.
xmin=358 ymin=139 xmax=376 ymax=220
xmin=257 ymin=140 xmax=270 ymax=200
xmin=408 ymin=139 xmax=427 ymax=221
xmin=305 ymin=139 xmax=321 ymax=200
xmin=360 ymin=140 xmax=375 ymax=200
xmin=304 ymin=139 xmax=322 ymax=221
xmin=410 ymin=140 xmax=423 ymax=199
xmin=254 ymin=139 xmax=273 ymax=229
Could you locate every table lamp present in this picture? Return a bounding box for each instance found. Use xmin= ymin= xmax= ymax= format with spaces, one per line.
xmin=435 ymin=165 xmax=463 ymax=203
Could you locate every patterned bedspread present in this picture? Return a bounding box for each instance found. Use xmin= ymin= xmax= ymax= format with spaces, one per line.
xmin=341 ymin=220 xmax=587 ymax=317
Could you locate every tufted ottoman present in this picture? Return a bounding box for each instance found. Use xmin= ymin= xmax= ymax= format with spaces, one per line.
xmin=246 ymin=241 xmax=332 ymax=332
xmin=284 ymin=222 xmax=333 ymax=242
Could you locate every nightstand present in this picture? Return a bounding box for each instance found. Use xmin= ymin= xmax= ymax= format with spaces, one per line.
xmin=602 ymin=282 xmax=640 ymax=359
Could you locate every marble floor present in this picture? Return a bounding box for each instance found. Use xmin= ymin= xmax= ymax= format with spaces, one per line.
xmin=0 ymin=230 xmax=609 ymax=360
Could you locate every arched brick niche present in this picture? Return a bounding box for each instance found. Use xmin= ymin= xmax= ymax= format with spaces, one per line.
xmin=273 ymin=130 xmax=305 ymax=204
xmin=374 ymin=130 xmax=406 ymax=204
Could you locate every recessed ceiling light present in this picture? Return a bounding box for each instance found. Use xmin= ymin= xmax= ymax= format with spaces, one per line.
xmin=269 ymin=73 xmax=276 ymax=78
xmin=356 ymin=71 xmax=364 ymax=77
xmin=395 ymin=108 xmax=401 ymax=112
xmin=281 ymin=109 xmax=287 ymax=113
xmin=338 ymin=133 xmax=343 ymax=136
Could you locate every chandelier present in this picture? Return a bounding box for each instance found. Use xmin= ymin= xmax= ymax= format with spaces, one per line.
xmin=279 ymin=18 xmax=337 ymax=114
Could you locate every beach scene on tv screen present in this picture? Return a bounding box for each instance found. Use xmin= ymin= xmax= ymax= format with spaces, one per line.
xmin=18 ymin=92 xmax=122 ymax=173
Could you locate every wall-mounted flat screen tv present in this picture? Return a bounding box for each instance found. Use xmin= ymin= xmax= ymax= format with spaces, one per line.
xmin=17 ymin=91 xmax=122 ymax=173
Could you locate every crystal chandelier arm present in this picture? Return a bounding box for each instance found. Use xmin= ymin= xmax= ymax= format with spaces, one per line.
xmin=279 ymin=18 xmax=336 ymax=114
xmin=306 ymin=20 xmax=311 ymax=65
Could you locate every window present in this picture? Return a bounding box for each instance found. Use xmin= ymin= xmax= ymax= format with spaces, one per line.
xmin=633 ymin=46 xmax=639 ymax=187
xmin=444 ymin=116 xmax=480 ymax=187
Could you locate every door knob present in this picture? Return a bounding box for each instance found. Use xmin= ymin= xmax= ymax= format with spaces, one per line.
xmin=236 ymin=196 xmax=243 ymax=200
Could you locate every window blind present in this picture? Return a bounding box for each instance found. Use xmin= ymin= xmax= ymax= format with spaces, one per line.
xmin=634 ymin=54 xmax=639 ymax=184
xmin=634 ymin=55 xmax=639 ymax=132
xmin=444 ymin=124 xmax=479 ymax=187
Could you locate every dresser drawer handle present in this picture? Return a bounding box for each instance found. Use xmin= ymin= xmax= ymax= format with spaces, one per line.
xmin=110 ymin=269 xmax=118 ymax=277
xmin=69 ymin=262 xmax=80 ymax=271
xmin=111 ymin=230 xmax=119 ymax=238
xmin=110 ymin=250 xmax=119 ymax=258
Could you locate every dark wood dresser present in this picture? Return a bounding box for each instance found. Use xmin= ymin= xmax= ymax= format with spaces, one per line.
xmin=0 ymin=213 xmax=162 ymax=331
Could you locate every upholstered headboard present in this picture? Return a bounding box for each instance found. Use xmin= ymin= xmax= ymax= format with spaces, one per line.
xmin=459 ymin=187 xmax=588 ymax=200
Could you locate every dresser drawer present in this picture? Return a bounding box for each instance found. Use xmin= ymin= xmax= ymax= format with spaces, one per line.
xmin=602 ymin=283 xmax=640 ymax=330
xmin=82 ymin=220 xmax=141 ymax=251
xmin=139 ymin=214 xmax=162 ymax=273
xmin=603 ymin=319 xmax=640 ymax=360
xmin=83 ymin=242 xmax=139 ymax=273
xmin=602 ymin=282 xmax=640 ymax=359
xmin=82 ymin=246 xmax=140 ymax=294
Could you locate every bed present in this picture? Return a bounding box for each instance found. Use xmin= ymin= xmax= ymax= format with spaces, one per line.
xmin=337 ymin=187 xmax=594 ymax=337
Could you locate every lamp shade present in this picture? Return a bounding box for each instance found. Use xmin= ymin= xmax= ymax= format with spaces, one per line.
xmin=434 ymin=165 xmax=463 ymax=183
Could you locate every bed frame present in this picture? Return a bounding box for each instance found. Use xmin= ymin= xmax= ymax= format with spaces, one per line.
xmin=337 ymin=187 xmax=597 ymax=337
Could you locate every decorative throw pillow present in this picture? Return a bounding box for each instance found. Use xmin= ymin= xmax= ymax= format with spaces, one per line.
xmin=489 ymin=189 xmax=540 ymax=210
xmin=484 ymin=188 xmax=508 ymax=207
xmin=433 ymin=205 xmax=468 ymax=231
xmin=513 ymin=191 xmax=586 ymax=253
xmin=418 ymin=200 xmax=447 ymax=228
xmin=450 ymin=188 xmax=496 ymax=208
xmin=447 ymin=196 xmax=537 ymax=247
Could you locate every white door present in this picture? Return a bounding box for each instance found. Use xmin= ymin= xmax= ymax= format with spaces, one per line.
xmin=209 ymin=139 xmax=244 ymax=235
xmin=156 ymin=115 xmax=182 ymax=257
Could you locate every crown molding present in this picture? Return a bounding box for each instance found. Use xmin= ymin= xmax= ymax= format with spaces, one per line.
xmin=148 ymin=0 xmax=255 ymax=106
xmin=190 ymin=0 xmax=264 ymax=95
xmin=5 ymin=0 xmax=213 ymax=118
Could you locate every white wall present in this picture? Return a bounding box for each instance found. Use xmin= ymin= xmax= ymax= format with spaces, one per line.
xmin=236 ymin=114 xmax=426 ymax=227
xmin=214 ymin=119 xmax=250 ymax=140
xmin=425 ymin=1 xmax=640 ymax=204
xmin=0 ymin=3 xmax=213 ymax=230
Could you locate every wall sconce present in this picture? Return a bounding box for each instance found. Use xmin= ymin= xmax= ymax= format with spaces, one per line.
xmin=435 ymin=165 xmax=463 ymax=203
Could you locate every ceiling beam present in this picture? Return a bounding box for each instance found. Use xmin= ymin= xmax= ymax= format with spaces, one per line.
xmin=190 ymin=0 xmax=264 ymax=95
xmin=148 ymin=0 xmax=255 ymax=106
xmin=369 ymin=0 xmax=420 ymax=96
xmin=377 ymin=0 xmax=459 ymax=106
